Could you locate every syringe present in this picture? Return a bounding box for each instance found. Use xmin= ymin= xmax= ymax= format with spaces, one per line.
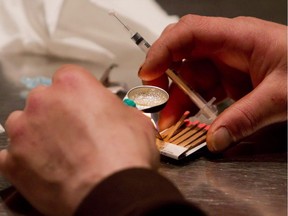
xmin=110 ymin=12 xmax=218 ymax=123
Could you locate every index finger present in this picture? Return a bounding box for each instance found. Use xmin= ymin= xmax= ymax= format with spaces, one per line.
xmin=138 ymin=15 xmax=272 ymax=81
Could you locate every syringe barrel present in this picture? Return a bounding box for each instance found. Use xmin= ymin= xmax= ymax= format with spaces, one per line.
xmin=131 ymin=33 xmax=150 ymax=53
xmin=165 ymin=69 xmax=218 ymax=122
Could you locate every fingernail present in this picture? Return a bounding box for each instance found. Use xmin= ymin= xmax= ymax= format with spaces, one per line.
xmin=209 ymin=127 xmax=233 ymax=152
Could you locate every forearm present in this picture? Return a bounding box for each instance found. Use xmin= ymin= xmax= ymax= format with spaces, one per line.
xmin=75 ymin=168 xmax=206 ymax=216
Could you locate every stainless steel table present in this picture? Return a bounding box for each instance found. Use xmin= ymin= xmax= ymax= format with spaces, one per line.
xmin=0 ymin=55 xmax=287 ymax=216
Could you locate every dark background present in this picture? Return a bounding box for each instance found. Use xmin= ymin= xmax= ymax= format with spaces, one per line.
xmin=156 ymin=0 xmax=287 ymax=25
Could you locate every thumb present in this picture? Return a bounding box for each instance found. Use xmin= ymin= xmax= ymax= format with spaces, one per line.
xmin=206 ymin=76 xmax=287 ymax=152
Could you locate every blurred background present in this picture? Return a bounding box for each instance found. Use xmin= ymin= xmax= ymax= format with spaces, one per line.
xmin=157 ymin=0 xmax=287 ymax=24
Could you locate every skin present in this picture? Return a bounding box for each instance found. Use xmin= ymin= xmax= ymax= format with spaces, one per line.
xmin=138 ymin=15 xmax=287 ymax=152
xmin=0 ymin=15 xmax=286 ymax=216
xmin=0 ymin=65 xmax=159 ymax=216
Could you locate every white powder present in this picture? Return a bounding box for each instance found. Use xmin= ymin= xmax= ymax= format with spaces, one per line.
xmin=129 ymin=88 xmax=168 ymax=106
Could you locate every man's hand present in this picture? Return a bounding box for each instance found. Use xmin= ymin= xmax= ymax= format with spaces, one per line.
xmin=139 ymin=15 xmax=287 ymax=152
xmin=0 ymin=65 xmax=159 ymax=216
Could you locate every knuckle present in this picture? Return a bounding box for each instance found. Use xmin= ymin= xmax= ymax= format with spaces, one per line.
xmin=54 ymin=65 xmax=106 ymax=100
xmin=24 ymin=85 xmax=49 ymax=114
xmin=179 ymin=14 xmax=193 ymax=22
xmin=161 ymin=23 xmax=176 ymax=35
xmin=54 ymin=65 xmax=87 ymax=83
xmin=54 ymin=67 xmax=79 ymax=84
xmin=5 ymin=111 xmax=24 ymax=139
xmin=179 ymin=14 xmax=200 ymax=25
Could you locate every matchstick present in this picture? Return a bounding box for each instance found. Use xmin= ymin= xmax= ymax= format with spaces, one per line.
xmin=164 ymin=111 xmax=190 ymax=141
xmin=169 ymin=120 xmax=200 ymax=142
xmin=172 ymin=123 xmax=206 ymax=145
xmin=185 ymin=135 xmax=207 ymax=149
xmin=178 ymin=125 xmax=210 ymax=147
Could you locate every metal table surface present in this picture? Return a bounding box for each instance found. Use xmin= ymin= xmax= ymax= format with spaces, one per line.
xmin=0 ymin=55 xmax=286 ymax=216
